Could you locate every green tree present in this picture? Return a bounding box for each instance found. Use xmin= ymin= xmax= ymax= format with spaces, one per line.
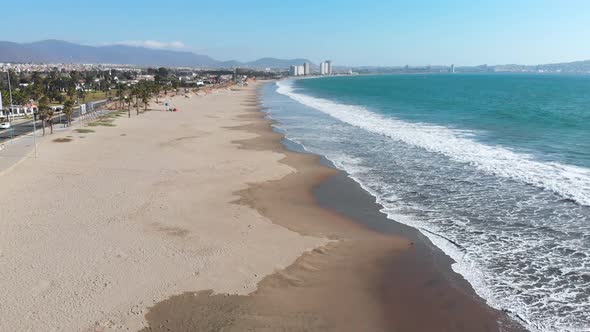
xmin=54 ymin=94 xmax=66 ymax=104
xmin=152 ymin=84 xmax=161 ymax=103
xmin=29 ymin=83 xmax=44 ymax=101
xmin=47 ymin=107 xmax=55 ymax=134
xmin=131 ymin=85 xmax=141 ymax=115
xmin=139 ymin=82 xmax=153 ymax=113
xmin=66 ymin=79 xmax=76 ymax=101
xmin=63 ymin=99 xmax=74 ymax=127
xmin=126 ymin=96 xmax=132 ymax=118
xmin=77 ymin=88 xmax=86 ymax=103
xmin=38 ymin=96 xmax=50 ymax=136
xmin=154 ymin=67 xmax=169 ymax=84
xmin=12 ymin=89 xmax=27 ymax=106
xmin=100 ymin=79 xmax=110 ymax=98
xmin=1 ymin=89 xmax=9 ymax=107
xmin=171 ymin=78 xmax=179 ymax=90
xmin=116 ymin=83 xmax=126 ymax=109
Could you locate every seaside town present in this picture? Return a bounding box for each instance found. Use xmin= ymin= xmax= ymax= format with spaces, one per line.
xmin=0 ymin=59 xmax=346 ymax=134
xmin=0 ymin=64 xmax=275 ymax=130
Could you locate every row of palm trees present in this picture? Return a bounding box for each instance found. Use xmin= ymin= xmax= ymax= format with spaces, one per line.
xmin=36 ymin=96 xmax=72 ymax=136
xmin=117 ymin=81 xmax=161 ymax=118
xmin=35 ymin=80 xmax=162 ymax=136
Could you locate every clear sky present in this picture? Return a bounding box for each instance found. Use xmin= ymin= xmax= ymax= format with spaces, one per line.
xmin=3 ymin=0 xmax=590 ymax=66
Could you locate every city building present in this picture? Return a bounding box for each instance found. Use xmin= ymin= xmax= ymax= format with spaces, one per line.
xmin=320 ymin=60 xmax=332 ymax=75
xmin=297 ymin=65 xmax=305 ymax=76
xmin=450 ymin=64 xmax=455 ymax=73
xmin=303 ymin=62 xmax=310 ymax=75
xmin=0 ymin=103 xmax=37 ymax=118
xmin=289 ymin=64 xmax=306 ymax=76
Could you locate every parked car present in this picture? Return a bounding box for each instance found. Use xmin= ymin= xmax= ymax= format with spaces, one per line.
xmin=0 ymin=122 xmax=10 ymax=129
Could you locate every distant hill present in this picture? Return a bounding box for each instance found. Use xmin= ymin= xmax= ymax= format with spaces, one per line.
xmin=0 ymin=40 xmax=314 ymax=69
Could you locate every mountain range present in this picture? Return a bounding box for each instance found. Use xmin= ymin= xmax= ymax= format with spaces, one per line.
xmin=3 ymin=40 xmax=590 ymax=74
xmin=0 ymin=40 xmax=314 ymax=69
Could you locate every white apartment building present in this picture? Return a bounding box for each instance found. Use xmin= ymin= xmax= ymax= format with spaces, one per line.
xmin=320 ymin=61 xmax=332 ymax=75
xmin=290 ymin=65 xmax=306 ymax=76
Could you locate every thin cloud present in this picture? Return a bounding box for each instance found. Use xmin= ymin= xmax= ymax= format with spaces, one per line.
xmin=117 ymin=40 xmax=186 ymax=49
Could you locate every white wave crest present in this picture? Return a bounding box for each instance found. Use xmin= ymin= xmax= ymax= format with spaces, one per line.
xmin=276 ymin=80 xmax=590 ymax=207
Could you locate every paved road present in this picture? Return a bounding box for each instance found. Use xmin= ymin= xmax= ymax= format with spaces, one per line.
xmin=0 ymin=115 xmax=69 ymax=143
xmin=0 ymin=119 xmax=40 ymax=142
xmin=0 ymin=101 xmax=109 ymax=143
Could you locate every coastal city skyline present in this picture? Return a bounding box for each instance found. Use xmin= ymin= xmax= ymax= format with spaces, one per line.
xmin=3 ymin=39 xmax=590 ymax=75
xmin=3 ymin=0 xmax=590 ymax=67
xmin=289 ymin=61 xmax=332 ymax=76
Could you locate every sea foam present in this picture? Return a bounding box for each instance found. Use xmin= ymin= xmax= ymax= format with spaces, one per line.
xmin=274 ymin=79 xmax=590 ymax=332
xmin=276 ymin=80 xmax=590 ymax=207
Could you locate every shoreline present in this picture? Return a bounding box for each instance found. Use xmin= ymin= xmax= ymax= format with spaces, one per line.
xmin=141 ymin=82 xmax=527 ymax=331
xmin=0 ymin=79 xmax=527 ymax=331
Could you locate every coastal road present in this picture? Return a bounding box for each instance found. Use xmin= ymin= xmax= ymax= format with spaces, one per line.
xmin=0 ymin=102 xmax=106 ymax=144
xmin=0 ymin=116 xmax=68 ymax=143
xmin=0 ymin=119 xmax=42 ymax=142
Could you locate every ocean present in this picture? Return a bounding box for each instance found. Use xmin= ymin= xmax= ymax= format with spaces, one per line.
xmin=261 ymin=74 xmax=590 ymax=332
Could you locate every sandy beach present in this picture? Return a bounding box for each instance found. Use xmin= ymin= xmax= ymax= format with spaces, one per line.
xmin=0 ymin=81 xmax=524 ymax=331
xmin=0 ymin=83 xmax=325 ymax=331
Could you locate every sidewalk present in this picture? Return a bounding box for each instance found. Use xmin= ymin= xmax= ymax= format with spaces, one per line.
xmin=0 ymin=107 xmax=119 ymax=175
xmin=0 ymin=132 xmax=37 ymax=176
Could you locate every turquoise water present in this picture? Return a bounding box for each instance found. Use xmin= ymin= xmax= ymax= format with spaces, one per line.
xmin=297 ymin=74 xmax=590 ymax=168
xmin=264 ymin=74 xmax=590 ymax=332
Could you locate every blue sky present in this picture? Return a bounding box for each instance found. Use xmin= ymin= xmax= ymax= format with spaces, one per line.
xmin=3 ymin=0 xmax=590 ymax=66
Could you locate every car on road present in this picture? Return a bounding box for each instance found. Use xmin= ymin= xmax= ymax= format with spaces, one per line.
xmin=0 ymin=122 xmax=10 ymax=129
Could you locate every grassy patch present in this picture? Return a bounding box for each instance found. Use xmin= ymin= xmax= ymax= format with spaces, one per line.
xmin=53 ymin=138 xmax=73 ymax=143
xmin=75 ymin=128 xmax=95 ymax=133
xmin=88 ymin=118 xmax=116 ymax=127
xmin=87 ymin=112 xmax=126 ymax=126
xmin=88 ymin=122 xmax=116 ymax=127
xmin=83 ymin=91 xmax=109 ymax=103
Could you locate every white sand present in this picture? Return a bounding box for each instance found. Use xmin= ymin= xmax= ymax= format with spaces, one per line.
xmin=0 ymin=83 xmax=326 ymax=331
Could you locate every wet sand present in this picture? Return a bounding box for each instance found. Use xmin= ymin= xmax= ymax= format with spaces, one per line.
xmin=140 ymin=86 xmax=527 ymax=332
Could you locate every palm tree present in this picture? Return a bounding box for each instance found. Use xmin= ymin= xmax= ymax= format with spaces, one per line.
xmin=140 ymin=85 xmax=152 ymax=113
xmin=131 ymin=85 xmax=141 ymax=115
xmin=46 ymin=107 xmax=55 ymax=134
xmin=30 ymin=83 xmax=44 ymax=101
xmin=77 ymin=88 xmax=86 ymax=104
xmin=38 ymin=96 xmax=50 ymax=136
xmin=153 ymin=84 xmax=161 ymax=103
xmin=100 ymin=80 xmax=110 ymax=98
xmin=116 ymin=83 xmax=125 ymax=109
xmin=63 ymin=99 xmax=74 ymax=127
xmin=66 ymin=80 xmax=76 ymax=101
xmin=126 ymin=96 xmax=131 ymax=118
